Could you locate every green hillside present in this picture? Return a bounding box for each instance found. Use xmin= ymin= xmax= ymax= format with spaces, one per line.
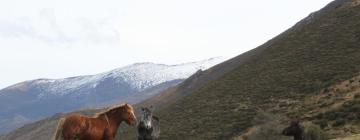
xmin=144 ymin=0 xmax=360 ymax=139
xmin=3 ymin=0 xmax=360 ymax=140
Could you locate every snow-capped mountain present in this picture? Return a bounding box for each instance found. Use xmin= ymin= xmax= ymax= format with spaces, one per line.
xmin=9 ymin=57 xmax=223 ymax=98
xmin=0 ymin=57 xmax=225 ymax=134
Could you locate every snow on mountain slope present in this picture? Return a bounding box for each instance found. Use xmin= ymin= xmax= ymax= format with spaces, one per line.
xmin=0 ymin=57 xmax=226 ymax=134
xmin=5 ymin=57 xmax=225 ymax=98
xmin=108 ymin=57 xmax=225 ymax=91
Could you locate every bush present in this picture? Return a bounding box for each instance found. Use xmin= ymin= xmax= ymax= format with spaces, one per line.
xmin=316 ymin=120 xmax=328 ymax=129
xmin=333 ymin=118 xmax=346 ymax=127
xmin=241 ymin=123 xmax=292 ymax=140
xmin=354 ymin=94 xmax=360 ymax=99
xmin=237 ymin=112 xmax=291 ymax=140
xmin=303 ymin=122 xmax=329 ymax=140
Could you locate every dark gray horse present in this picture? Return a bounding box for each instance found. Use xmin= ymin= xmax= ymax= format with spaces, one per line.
xmin=282 ymin=120 xmax=304 ymax=140
xmin=282 ymin=120 xmax=328 ymax=140
xmin=137 ymin=107 xmax=160 ymax=140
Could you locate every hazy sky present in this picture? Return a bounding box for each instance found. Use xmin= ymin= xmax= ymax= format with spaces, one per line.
xmin=0 ymin=0 xmax=333 ymax=89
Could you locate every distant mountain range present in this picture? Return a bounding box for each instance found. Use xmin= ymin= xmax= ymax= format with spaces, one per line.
xmin=0 ymin=57 xmax=225 ymax=134
xmin=3 ymin=0 xmax=360 ymax=139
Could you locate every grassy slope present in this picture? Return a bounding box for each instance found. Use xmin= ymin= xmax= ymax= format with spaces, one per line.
xmin=3 ymin=0 xmax=360 ymax=140
xmin=335 ymin=134 xmax=360 ymax=140
xmin=0 ymin=109 xmax=101 ymax=140
xmin=149 ymin=1 xmax=360 ymax=139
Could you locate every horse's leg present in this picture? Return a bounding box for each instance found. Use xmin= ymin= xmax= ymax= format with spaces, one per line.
xmin=144 ymin=134 xmax=152 ymax=140
xmin=62 ymin=135 xmax=70 ymax=140
xmin=138 ymin=133 xmax=147 ymax=140
xmin=101 ymin=128 xmax=114 ymax=140
xmin=105 ymin=136 xmax=113 ymax=140
xmin=62 ymin=132 xmax=73 ymax=140
xmin=101 ymin=134 xmax=112 ymax=140
xmin=63 ymin=132 xmax=81 ymax=140
xmin=63 ymin=132 xmax=78 ymax=140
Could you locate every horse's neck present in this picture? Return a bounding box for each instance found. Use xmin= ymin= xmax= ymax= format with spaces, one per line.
xmin=100 ymin=113 xmax=121 ymax=132
xmin=102 ymin=113 xmax=122 ymax=129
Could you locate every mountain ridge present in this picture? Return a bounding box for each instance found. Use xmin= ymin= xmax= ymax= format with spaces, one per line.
xmin=120 ymin=0 xmax=360 ymax=139
xmin=3 ymin=0 xmax=360 ymax=139
xmin=0 ymin=57 xmax=226 ymax=134
xmin=1 ymin=57 xmax=225 ymax=96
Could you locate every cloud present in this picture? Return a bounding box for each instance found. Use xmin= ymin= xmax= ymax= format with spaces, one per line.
xmin=0 ymin=8 xmax=121 ymax=46
xmin=0 ymin=19 xmax=34 ymax=38
xmin=0 ymin=0 xmax=333 ymax=89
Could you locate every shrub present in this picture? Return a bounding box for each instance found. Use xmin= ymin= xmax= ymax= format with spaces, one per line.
xmin=333 ymin=118 xmax=346 ymax=127
xmin=316 ymin=120 xmax=328 ymax=129
xmin=354 ymin=94 xmax=360 ymax=99
xmin=238 ymin=112 xmax=291 ymax=140
xmin=303 ymin=122 xmax=329 ymax=140
xmin=242 ymin=123 xmax=292 ymax=140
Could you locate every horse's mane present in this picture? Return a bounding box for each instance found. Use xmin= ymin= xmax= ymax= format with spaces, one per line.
xmin=94 ymin=103 xmax=127 ymax=117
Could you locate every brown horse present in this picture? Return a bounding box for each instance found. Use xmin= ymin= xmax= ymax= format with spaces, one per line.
xmin=53 ymin=103 xmax=137 ymax=140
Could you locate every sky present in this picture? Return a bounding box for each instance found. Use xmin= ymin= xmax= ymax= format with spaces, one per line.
xmin=0 ymin=0 xmax=333 ymax=89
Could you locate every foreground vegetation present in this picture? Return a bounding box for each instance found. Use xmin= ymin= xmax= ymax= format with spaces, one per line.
xmin=123 ymin=1 xmax=360 ymax=139
xmin=3 ymin=0 xmax=360 ymax=140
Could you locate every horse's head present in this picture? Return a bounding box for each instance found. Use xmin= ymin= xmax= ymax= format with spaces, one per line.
xmin=139 ymin=106 xmax=154 ymax=129
xmin=282 ymin=120 xmax=303 ymax=137
xmin=121 ymin=103 xmax=137 ymax=126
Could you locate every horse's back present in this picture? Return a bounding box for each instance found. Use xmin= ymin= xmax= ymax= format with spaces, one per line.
xmin=64 ymin=114 xmax=88 ymax=127
xmin=62 ymin=114 xmax=89 ymax=138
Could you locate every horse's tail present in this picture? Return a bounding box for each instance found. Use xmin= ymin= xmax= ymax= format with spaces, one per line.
xmin=52 ymin=117 xmax=66 ymax=140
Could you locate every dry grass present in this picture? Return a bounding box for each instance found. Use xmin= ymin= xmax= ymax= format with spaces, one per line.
xmin=232 ymin=112 xmax=291 ymax=140
xmin=333 ymin=134 xmax=360 ymax=140
xmin=147 ymin=1 xmax=360 ymax=139
xmin=4 ymin=0 xmax=360 ymax=140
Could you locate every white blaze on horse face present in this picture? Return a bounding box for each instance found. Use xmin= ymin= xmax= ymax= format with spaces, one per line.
xmin=141 ymin=108 xmax=152 ymax=129
xmin=145 ymin=118 xmax=152 ymax=129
